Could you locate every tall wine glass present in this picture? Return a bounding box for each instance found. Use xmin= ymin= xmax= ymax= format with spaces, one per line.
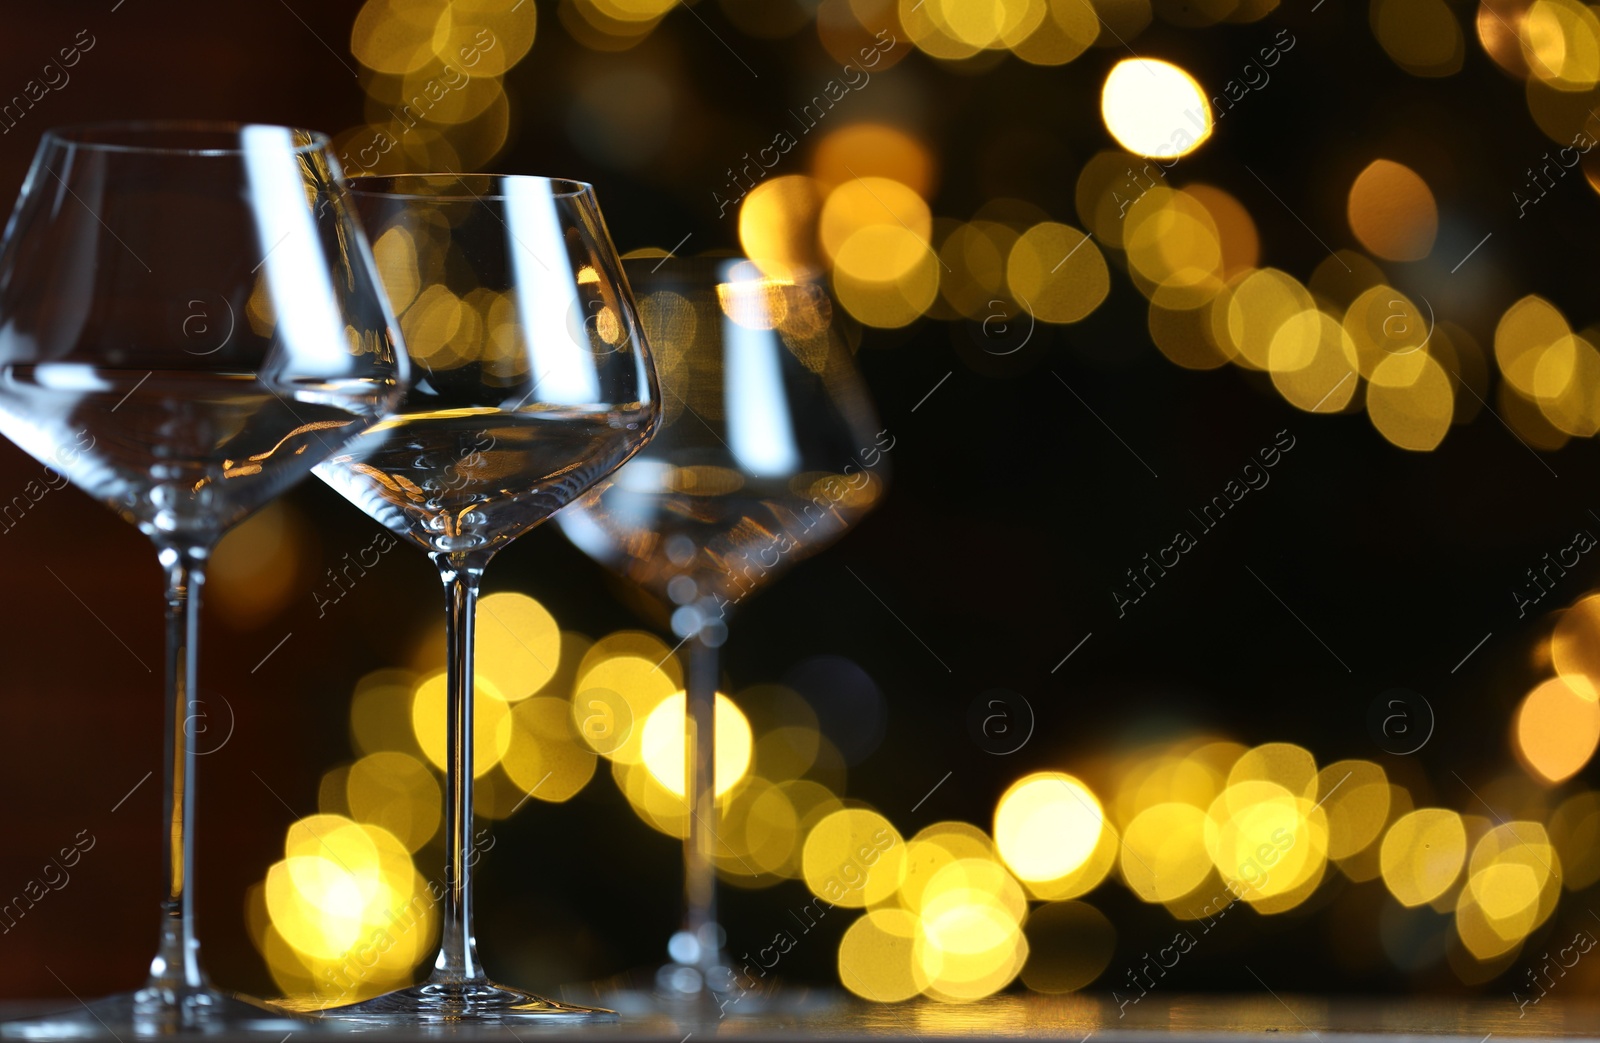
xmin=310 ymin=174 xmax=659 ymax=1023
xmin=0 ymin=121 xmax=405 ymax=1037
xmin=557 ymin=256 xmax=888 ymax=1005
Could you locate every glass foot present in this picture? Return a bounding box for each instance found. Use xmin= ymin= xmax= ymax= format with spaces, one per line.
xmin=304 ymin=980 xmax=615 ymax=1024
xmin=0 ymin=987 xmax=310 ymax=1038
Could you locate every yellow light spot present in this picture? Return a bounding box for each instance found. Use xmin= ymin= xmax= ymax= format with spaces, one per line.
xmin=411 ymin=671 xmax=513 ymax=777
xmin=1532 ymin=331 xmax=1600 ymax=436
xmin=727 ymin=778 xmax=799 ymax=877
xmin=1524 ymin=0 xmax=1600 ymax=90
xmin=1368 ymin=351 xmax=1454 ymax=451
xmin=345 ymin=752 xmax=440 ymax=853
xmin=1124 ymin=188 xmax=1224 ymax=308
xmin=832 ymin=228 xmax=940 ymax=328
xmin=475 ymin=592 xmax=559 ymax=702
xmin=399 ymin=284 xmax=466 ymax=368
xmin=502 ymin=696 xmax=598 ymax=803
xmin=351 ymin=0 xmax=442 ymax=75
xmin=897 ymin=823 xmax=1003 ymax=913
xmin=1225 ymin=268 xmax=1314 ymax=370
xmin=895 ymin=839 xmax=961 ymax=917
xmin=912 ymin=821 xmax=997 ymax=861
xmin=1553 ymin=595 xmax=1600 ymax=700
xmin=1227 ymin=743 xmax=1318 ymax=799
xmin=739 ymin=175 xmax=824 ymax=281
xmin=370 ymin=226 xmax=421 ymax=314
xmin=1205 ymin=781 xmax=1328 ymax=906
xmin=1101 ymin=59 xmax=1212 ymax=159
xmin=1316 ymin=760 xmax=1391 ymax=861
xmin=820 ymin=177 xmax=931 ymax=264
xmin=1380 ymin=808 xmax=1467 ymax=906
xmin=915 ymin=855 xmax=1028 ymax=1001
xmin=434 ymin=0 xmax=537 ymax=77
xmin=802 ymin=808 xmax=906 ymax=908
xmin=993 ymin=772 xmax=1104 ymax=883
xmin=838 ymin=908 xmax=926 ymax=1002
xmin=1269 ymin=308 xmax=1361 ymax=413
xmin=640 ymin=691 xmax=752 ymax=798
xmin=1121 ymin=802 xmax=1211 ymax=902
xmin=1371 ymin=0 xmax=1465 ymax=76
xmin=1011 ymin=0 xmax=1099 ymax=65
xmin=811 ymin=123 xmax=936 ymax=197
xmin=899 ymin=0 xmax=984 ymax=60
xmin=591 ymin=0 xmax=678 ymax=21
xmin=1460 ymin=821 xmax=1560 ymax=953
xmin=261 ymin=813 xmax=433 ymax=1002
xmin=350 ymin=669 xmax=425 ymax=759
xmin=923 ymin=0 xmax=1042 ymax=48
xmin=1117 ymin=743 xmax=1235 ymax=826
xmin=1347 ymin=160 xmax=1439 ymax=262
xmin=1007 ymin=222 xmax=1110 ymax=324
xmin=575 ymin=640 xmax=681 ymax=765
xmin=1478 ymin=0 xmax=1534 ymax=77
xmin=1496 ymin=295 xmax=1571 ymax=396
xmin=1515 ymin=677 xmax=1600 ymax=783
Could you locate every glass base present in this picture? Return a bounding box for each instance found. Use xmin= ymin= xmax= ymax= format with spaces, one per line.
xmin=304 ymin=980 xmax=615 ymax=1024
xmin=0 ymin=987 xmax=310 ymax=1038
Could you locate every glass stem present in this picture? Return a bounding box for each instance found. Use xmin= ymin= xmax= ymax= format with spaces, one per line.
xmin=681 ymin=633 xmax=720 ymax=973
xmin=429 ymin=551 xmax=490 ymax=985
xmin=147 ymin=543 xmax=210 ymax=997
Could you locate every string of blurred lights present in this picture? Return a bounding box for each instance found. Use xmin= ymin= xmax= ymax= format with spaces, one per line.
xmin=250 ymin=0 xmax=1600 ymax=1007
xmin=219 ymin=531 xmax=1600 ymax=1001
xmin=331 ymin=0 xmax=1600 ymax=454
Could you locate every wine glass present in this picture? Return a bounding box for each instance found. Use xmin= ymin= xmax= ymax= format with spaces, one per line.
xmin=0 ymin=121 xmax=405 ymax=1037
xmin=556 ymin=255 xmax=888 ymax=1006
xmin=309 ymin=173 xmax=660 ymax=1023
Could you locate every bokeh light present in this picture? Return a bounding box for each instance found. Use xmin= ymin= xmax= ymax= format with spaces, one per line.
xmin=1101 ymin=58 xmax=1212 ymax=159
xmin=641 ymin=691 xmax=754 ymax=798
xmin=1514 ymin=676 xmax=1600 ymax=783
xmin=1346 ymin=160 xmax=1439 ymax=262
xmin=1381 ymin=808 xmax=1467 ymax=907
xmin=993 ymin=772 xmax=1105 ymax=883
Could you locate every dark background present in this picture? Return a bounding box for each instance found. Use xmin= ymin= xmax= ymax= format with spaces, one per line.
xmin=0 ymin=0 xmax=1597 ymax=1003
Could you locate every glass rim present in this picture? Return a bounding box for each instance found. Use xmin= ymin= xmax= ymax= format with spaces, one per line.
xmin=348 ymin=173 xmax=596 ymax=203
xmin=39 ymin=119 xmax=331 ymax=157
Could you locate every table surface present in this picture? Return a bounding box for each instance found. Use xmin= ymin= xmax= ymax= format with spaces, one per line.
xmin=2 ymin=994 xmax=1598 ymax=1042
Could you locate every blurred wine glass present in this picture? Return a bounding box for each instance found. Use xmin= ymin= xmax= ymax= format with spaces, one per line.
xmin=558 ymin=255 xmax=888 ymax=1004
xmin=311 ymin=173 xmax=659 ymax=1024
xmin=0 ymin=121 xmax=405 ymax=1038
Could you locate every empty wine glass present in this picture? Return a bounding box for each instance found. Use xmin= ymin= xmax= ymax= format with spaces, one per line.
xmin=557 ymin=256 xmax=888 ymax=1006
xmin=310 ymin=174 xmax=660 ymax=1023
xmin=0 ymin=121 xmax=405 ymax=1037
